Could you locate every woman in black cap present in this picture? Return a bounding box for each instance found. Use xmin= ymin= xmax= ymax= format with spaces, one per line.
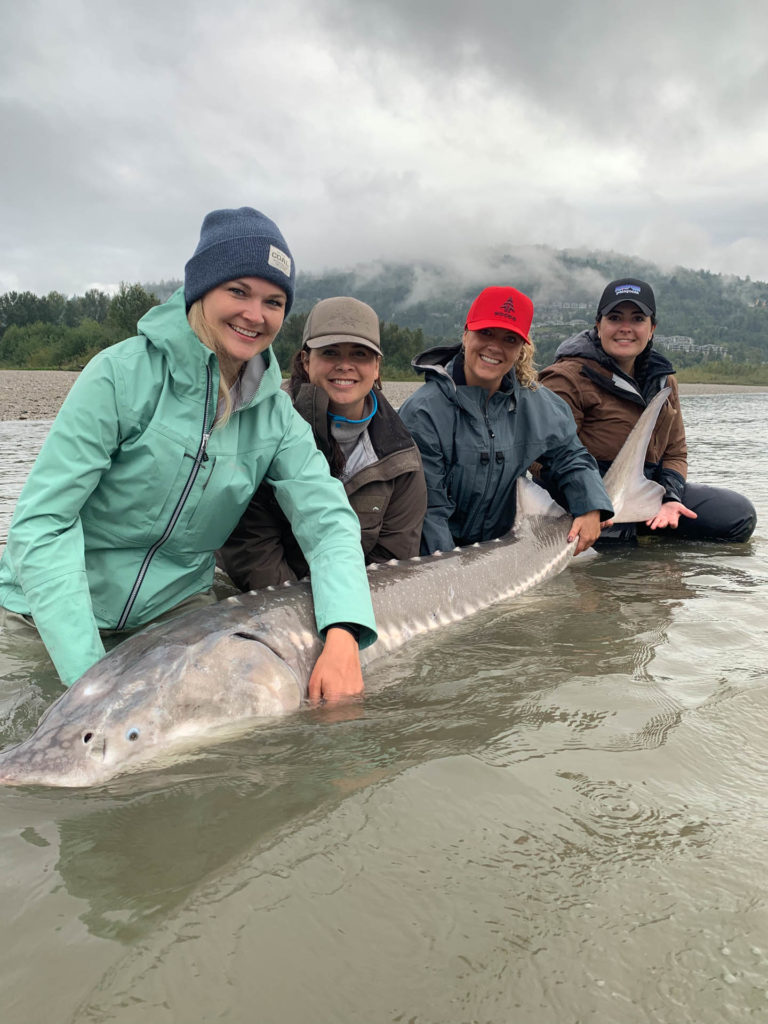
xmin=537 ymin=278 xmax=756 ymax=542
xmin=0 ymin=207 xmax=376 ymax=702
xmin=218 ymin=295 xmax=427 ymax=590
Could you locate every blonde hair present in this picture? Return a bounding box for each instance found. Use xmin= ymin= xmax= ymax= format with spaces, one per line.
xmin=515 ymin=340 xmax=538 ymax=390
xmin=187 ymin=299 xmax=234 ymax=427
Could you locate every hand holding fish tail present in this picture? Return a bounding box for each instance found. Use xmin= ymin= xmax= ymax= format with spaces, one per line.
xmin=568 ymin=510 xmax=603 ymax=555
xmin=308 ymin=626 xmax=365 ymax=704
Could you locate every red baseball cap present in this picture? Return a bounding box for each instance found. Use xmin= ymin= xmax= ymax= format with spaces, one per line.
xmin=465 ymin=286 xmax=534 ymax=344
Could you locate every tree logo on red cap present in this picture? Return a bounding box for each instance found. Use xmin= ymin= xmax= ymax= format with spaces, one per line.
xmin=497 ymin=297 xmax=517 ymax=321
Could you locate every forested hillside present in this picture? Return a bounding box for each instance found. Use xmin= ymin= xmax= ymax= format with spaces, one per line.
xmin=2 ymin=247 xmax=768 ymax=382
xmin=286 ymin=248 xmax=768 ymax=370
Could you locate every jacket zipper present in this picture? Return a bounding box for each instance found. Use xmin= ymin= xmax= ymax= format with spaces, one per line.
xmin=463 ymin=407 xmax=497 ymax=541
xmin=116 ymin=365 xmax=214 ymax=630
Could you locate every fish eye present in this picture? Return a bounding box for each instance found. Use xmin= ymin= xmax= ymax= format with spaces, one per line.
xmin=126 ymin=727 xmax=140 ymax=742
xmin=82 ymin=732 xmax=93 ymax=744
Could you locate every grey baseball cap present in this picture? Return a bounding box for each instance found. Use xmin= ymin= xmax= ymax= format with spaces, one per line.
xmin=302 ymin=296 xmax=382 ymax=355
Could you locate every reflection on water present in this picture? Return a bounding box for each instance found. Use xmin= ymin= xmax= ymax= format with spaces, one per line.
xmin=0 ymin=396 xmax=767 ymax=1023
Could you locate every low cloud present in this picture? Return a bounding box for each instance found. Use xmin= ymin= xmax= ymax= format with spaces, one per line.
xmin=2 ymin=0 xmax=768 ymax=295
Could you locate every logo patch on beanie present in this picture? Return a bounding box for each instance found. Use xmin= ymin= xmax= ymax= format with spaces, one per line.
xmin=268 ymin=245 xmax=292 ymax=278
xmin=495 ymin=297 xmax=518 ymax=321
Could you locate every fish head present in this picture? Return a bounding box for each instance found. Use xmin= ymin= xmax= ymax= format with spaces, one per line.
xmin=0 ymin=627 xmax=303 ymax=788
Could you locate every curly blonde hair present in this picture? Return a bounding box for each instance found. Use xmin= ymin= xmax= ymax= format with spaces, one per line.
xmin=515 ymin=339 xmax=538 ymax=390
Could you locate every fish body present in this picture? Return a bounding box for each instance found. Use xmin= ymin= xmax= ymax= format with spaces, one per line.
xmin=0 ymin=390 xmax=669 ymax=787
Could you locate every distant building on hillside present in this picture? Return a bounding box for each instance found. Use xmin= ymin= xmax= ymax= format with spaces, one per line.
xmin=655 ymin=335 xmax=727 ymax=358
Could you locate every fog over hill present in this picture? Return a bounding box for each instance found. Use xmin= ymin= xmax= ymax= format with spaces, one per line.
xmin=151 ymin=245 xmax=768 ymax=365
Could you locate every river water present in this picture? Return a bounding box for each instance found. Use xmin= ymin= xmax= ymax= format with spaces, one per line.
xmin=0 ymin=394 xmax=767 ymax=1024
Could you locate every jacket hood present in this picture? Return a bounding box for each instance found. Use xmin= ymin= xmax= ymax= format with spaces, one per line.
xmin=137 ymin=288 xmax=212 ymax=389
xmin=411 ymin=342 xmax=518 ymax=397
xmin=293 ymin=383 xmax=333 ymax=461
xmin=554 ymin=328 xmax=611 ymax=367
xmin=554 ymin=327 xmax=673 ymax=379
xmin=411 ymin=343 xmax=463 ymax=379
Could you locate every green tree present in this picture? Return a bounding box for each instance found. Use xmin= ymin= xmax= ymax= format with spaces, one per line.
xmin=0 ymin=322 xmax=66 ymax=367
xmin=273 ymin=311 xmax=308 ymax=371
xmin=41 ymin=290 xmax=68 ymax=326
xmin=63 ymin=288 xmax=111 ymax=327
xmin=107 ymin=283 xmax=159 ymax=337
xmin=0 ymin=291 xmax=46 ymax=335
xmin=0 ymin=319 xmax=117 ymax=369
xmin=380 ymin=322 xmax=424 ymax=376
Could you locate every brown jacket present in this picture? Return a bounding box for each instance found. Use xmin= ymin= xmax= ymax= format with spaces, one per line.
xmin=537 ymin=329 xmax=687 ymax=500
xmin=218 ymin=384 xmax=427 ymax=590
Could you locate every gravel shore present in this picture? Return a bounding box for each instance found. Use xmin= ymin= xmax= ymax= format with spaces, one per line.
xmin=0 ymin=369 xmax=766 ymax=422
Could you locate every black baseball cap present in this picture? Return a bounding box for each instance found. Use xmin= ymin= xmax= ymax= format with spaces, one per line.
xmin=597 ymin=278 xmax=656 ymax=318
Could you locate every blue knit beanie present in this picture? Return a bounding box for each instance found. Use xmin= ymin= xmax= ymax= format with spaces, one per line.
xmin=184 ymin=207 xmax=295 ymax=312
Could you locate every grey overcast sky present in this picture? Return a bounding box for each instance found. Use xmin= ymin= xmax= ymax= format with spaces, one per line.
xmin=2 ymin=0 xmax=767 ymax=295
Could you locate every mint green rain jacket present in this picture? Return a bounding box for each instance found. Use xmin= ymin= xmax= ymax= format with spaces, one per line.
xmin=0 ymin=289 xmax=376 ymax=686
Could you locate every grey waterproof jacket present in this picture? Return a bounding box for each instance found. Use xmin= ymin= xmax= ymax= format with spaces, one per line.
xmin=398 ymin=345 xmax=613 ymax=554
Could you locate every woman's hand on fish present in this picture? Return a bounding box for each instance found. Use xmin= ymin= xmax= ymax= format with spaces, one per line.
xmin=568 ymin=510 xmax=603 ymax=555
xmin=646 ymin=501 xmax=698 ymax=530
xmin=308 ymin=627 xmax=365 ymax=704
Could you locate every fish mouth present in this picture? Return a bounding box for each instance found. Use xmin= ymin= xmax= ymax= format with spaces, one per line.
xmin=82 ymin=731 xmax=108 ymax=761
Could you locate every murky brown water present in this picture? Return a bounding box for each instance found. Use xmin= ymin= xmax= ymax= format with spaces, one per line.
xmin=1 ymin=394 xmax=767 ymax=1023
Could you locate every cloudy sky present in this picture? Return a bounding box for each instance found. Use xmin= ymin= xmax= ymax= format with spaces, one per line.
xmin=2 ymin=0 xmax=767 ymax=297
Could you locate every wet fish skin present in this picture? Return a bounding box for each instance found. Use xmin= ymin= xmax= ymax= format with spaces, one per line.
xmin=0 ymin=390 xmax=669 ymax=787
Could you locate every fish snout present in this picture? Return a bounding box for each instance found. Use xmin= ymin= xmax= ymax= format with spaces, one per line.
xmin=0 ymin=725 xmax=108 ymax=786
xmin=81 ymin=729 xmax=107 ymax=762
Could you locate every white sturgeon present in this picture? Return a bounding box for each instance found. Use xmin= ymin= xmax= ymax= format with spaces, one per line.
xmin=0 ymin=390 xmax=670 ymax=786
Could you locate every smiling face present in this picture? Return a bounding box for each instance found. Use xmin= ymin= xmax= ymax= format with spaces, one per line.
xmin=302 ymin=342 xmax=381 ymax=420
xmin=596 ymin=301 xmax=655 ymax=374
xmin=462 ymin=327 xmax=525 ymax=394
xmin=201 ymin=277 xmax=287 ymax=373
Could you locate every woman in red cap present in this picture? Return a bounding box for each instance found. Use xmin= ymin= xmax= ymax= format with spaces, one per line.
xmin=398 ymin=286 xmax=613 ymax=555
xmin=537 ymin=278 xmax=756 ymax=542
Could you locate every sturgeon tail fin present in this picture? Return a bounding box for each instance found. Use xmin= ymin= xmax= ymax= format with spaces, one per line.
xmin=603 ymin=386 xmax=670 ymax=523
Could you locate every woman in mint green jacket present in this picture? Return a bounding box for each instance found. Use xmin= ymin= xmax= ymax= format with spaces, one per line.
xmin=0 ymin=207 xmax=376 ymax=701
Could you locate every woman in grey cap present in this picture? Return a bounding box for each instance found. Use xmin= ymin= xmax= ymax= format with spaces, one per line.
xmin=218 ymin=296 xmax=427 ymax=589
xmin=537 ymin=277 xmax=756 ymax=542
xmin=0 ymin=208 xmax=377 ymax=703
